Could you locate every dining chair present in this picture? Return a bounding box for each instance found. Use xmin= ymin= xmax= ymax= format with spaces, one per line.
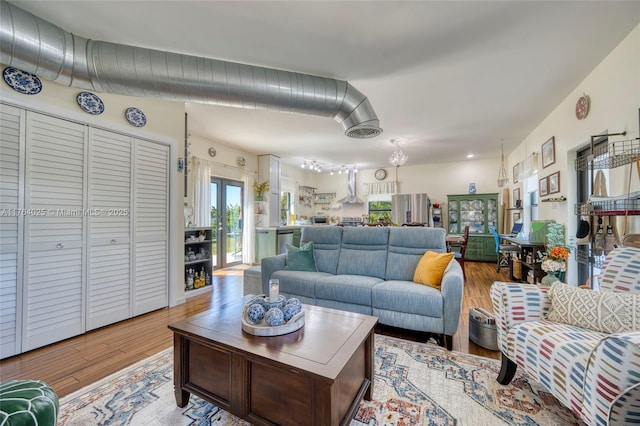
xmin=489 ymin=226 xmax=520 ymax=272
xmin=453 ymin=225 xmax=469 ymax=279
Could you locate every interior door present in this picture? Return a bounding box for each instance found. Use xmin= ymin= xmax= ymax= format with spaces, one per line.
xmin=211 ymin=178 xmax=244 ymax=269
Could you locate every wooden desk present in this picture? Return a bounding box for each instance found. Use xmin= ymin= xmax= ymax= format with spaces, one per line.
xmin=499 ymin=235 xmax=546 ymax=283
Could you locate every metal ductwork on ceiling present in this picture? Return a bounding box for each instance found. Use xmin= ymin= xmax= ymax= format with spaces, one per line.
xmin=0 ymin=0 xmax=382 ymax=139
xmin=337 ymin=169 xmax=364 ymax=204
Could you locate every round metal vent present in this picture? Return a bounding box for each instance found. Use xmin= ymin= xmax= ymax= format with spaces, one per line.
xmin=345 ymin=126 xmax=383 ymax=139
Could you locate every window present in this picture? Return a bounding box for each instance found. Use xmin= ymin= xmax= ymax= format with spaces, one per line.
xmin=368 ymin=195 xmax=392 ymax=224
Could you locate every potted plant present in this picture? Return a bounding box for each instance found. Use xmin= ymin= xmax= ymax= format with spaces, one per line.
xmin=253 ymin=180 xmax=269 ymax=201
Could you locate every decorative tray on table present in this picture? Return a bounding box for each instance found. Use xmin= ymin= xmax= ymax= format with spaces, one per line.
xmin=241 ymin=295 xmax=305 ymax=336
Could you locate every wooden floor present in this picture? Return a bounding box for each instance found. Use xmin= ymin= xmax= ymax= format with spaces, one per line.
xmin=0 ymin=260 xmax=511 ymax=399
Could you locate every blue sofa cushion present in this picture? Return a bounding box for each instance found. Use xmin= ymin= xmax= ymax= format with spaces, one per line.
xmin=372 ymin=280 xmax=444 ymax=318
xmin=271 ymin=270 xmax=331 ymax=299
xmin=301 ymin=226 xmax=342 ymax=274
xmin=284 ymin=242 xmax=317 ymax=271
xmin=337 ymin=227 xmax=389 ymax=279
xmin=386 ymin=227 xmax=447 ymax=281
xmin=315 ymin=274 xmax=383 ymax=305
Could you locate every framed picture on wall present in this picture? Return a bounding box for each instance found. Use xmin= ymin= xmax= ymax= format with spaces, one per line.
xmin=513 ymin=212 xmax=521 ymax=223
xmin=539 ymin=176 xmax=549 ymax=197
xmin=549 ymin=171 xmax=560 ymax=194
xmin=513 ymin=163 xmax=519 ymax=184
xmin=513 ymin=188 xmax=520 ymax=205
xmin=542 ymin=136 xmax=556 ymax=168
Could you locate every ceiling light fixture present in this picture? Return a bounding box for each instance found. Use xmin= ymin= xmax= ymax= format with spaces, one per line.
xmin=389 ymin=139 xmax=408 ymax=167
xmin=497 ymin=143 xmax=509 ymax=188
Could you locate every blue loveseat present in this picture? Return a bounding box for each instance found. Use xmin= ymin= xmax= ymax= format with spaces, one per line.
xmin=261 ymin=226 xmax=464 ymax=349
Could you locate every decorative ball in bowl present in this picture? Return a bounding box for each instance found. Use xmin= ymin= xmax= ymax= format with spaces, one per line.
xmin=265 ymin=307 xmax=285 ymax=326
xmin=246 ymin=303 xmax=266 ymax=324
xmin=241 ymin=296 xmax=305 ymax=336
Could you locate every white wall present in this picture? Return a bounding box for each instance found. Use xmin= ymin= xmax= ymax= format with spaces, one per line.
xmin=506 ymin=23 xmax=640 ymax=283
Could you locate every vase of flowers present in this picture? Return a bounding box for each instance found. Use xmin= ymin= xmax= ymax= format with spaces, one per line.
xmin=253 ymin=180 xmax=269 ymax=201
xmin=540 ymin=224 xmax=570 ymax=286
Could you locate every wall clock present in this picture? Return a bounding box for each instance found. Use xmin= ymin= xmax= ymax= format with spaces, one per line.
xmin=208 ymin=147 xmax=217 ymax=157
xmin=575 ymin=94 xmax=590 ymax=120
xmin=375 ymin=168 xmax=387 ymax=180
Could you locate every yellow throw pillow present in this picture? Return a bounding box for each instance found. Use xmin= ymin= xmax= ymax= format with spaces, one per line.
xmin=413 ymin=251 xmax=455 ymax=290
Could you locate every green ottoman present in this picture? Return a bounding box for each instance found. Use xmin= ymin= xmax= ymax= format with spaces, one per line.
xmin=0 ymin=380 xmax=58 ymax=425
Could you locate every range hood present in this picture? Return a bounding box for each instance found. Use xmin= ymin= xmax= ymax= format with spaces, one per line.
xmin=0 ymin=0 xmax=382 ymax=139
xmin=338 ymin=169 xmax=364 ymax=204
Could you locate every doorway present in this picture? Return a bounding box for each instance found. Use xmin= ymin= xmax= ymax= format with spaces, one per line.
xmin=211 ymin=178 xmax=244 ymax=269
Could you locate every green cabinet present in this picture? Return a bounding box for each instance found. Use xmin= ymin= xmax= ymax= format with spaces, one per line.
xmin=447 ymin=193 xmax=498 ymax=261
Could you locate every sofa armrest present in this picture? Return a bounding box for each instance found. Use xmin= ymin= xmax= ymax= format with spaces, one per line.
xmin=490 ymin=282 xmax=551 ymax=354
xmin=441 ymin=260 xmax=464 ymax=336
xmin=260 ymin=254 xmax=286 ymax=294
xmin=582 ymin=332 xmax=640 ymax=425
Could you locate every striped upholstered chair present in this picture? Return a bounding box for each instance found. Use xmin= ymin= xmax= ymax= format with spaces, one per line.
xmin=491 ymin=246 xmax=640 ymax=426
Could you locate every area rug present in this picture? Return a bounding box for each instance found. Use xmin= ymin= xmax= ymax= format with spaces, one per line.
xmin=58 ymin=335 xmax=581 ymax=425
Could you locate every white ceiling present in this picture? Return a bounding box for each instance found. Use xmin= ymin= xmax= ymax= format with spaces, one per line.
xmin=12 ymin=1 xmax=640 ymax=170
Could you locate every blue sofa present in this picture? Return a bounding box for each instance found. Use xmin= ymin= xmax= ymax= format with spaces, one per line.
xmin=261 ymin=226 xmax=464 ymax=349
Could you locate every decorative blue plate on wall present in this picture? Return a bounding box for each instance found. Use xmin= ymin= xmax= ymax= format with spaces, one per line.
xmin=3 ymin=67 xmax=43 ymax=95
xmin=125 ymin=107 xmax=147 ymax=127
xmin=76 ymin=92 xmax=105 ymax=115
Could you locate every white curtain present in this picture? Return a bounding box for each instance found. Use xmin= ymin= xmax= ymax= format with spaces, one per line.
xmin=363 ymin=181 xmax=396 ymax=195
xmin=192 ymin=157 xmax=211 ymax=227
xmin=243 ymin=173 xmax=256 ymax=264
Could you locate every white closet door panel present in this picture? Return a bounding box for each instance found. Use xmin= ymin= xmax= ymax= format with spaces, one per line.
xmin=24 ymin=247 xmax=83 ymax=350
xmin=0 ymin=104 xmax=23 ymax=358
xmin=27 ymin=113 xmax=85 ymax=210
xmin=89 ymin=129 xmax=131 ymax=237
xmin=23 ymin=112 xmax=85 ymax=352
xmin=133 ymin=140 xmax=168 ymax=315
xmin=133 ymin=240 xmax=167 ymax=315
xmin=0 ymin=252 xmax=19 ymax=358
xmin=87 ymin=128 xmax=132 ymax=330
xmin=87 ymin=244 xmax=130 ymax=330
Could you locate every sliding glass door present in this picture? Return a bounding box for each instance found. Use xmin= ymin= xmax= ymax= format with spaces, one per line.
xmin=211 ymin=178 xmax=244 ymax=269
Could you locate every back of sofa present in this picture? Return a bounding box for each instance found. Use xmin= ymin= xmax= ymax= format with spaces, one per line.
xmin=300 ymin=226 xmax=343 ymax=274
xmin=386 ymin=227 xmax=447 ymax=281
xmin=337 ymin=227 xmax=390 ymax=279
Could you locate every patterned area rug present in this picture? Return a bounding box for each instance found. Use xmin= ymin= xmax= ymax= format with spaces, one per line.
xmin=58 ymin=335 xmax=581 ymax=425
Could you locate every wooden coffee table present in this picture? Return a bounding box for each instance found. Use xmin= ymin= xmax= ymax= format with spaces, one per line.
xmin=168 ymin=299 xmax=377 ymax=426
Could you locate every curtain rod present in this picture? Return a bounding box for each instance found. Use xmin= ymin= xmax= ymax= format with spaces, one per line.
xmin=191 ymin=155 xmax=257 ymax=174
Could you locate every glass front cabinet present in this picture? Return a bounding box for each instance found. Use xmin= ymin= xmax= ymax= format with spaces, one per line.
xmin=447 ymin=193 xmax=498 ymax=261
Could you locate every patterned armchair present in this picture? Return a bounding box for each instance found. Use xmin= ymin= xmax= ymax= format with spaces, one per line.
xmin=491 ymin=246 xmax=640 ymax=426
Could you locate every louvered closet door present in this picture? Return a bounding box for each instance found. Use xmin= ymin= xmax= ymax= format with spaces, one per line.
xmin=23 ymin=112 xmax=87 ymax=351
xmin=0 ymin=105 xmax=24 ymax=358
xmin=133 ymin=139 xmax=169 ymax=315
xmin=87 ymin=129 xmax=132 ymax=330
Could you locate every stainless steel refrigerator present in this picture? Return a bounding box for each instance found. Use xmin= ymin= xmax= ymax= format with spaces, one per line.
xmin=391 ymin=193 xmax=432 ymax=226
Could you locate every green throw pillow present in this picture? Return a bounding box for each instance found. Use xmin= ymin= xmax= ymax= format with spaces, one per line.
xmin=284 ymin=241 xmax=317 ymax=272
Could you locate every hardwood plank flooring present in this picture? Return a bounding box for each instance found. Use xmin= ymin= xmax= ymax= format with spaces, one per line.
xmin=0 ymin=261 xmax=511 ymax=398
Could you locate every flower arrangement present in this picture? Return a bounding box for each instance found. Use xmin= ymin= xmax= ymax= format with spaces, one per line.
xmin=541 ymin=223 xmax=571 ymax=273
xmin=253 ymin=180 xmax=269 ymax=197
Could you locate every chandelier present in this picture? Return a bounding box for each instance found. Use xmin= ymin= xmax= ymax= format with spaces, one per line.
xmin=497 ymin=143 xmax=508 ymax=188
xmin=389 ymin=139 xmax=408 ymax=167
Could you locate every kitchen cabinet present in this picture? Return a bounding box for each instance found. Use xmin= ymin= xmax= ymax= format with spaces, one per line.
xmin=254 ymin=227 xmax=301 ymax=264
xmin=447 ymin=193 xmax=499 ymax=261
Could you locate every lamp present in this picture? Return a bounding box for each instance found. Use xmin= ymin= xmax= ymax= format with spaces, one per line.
xmin=389 ymin=139 xmax=408 ymax=167
xmin=497 ymin=143 xmax=508 ymax=188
